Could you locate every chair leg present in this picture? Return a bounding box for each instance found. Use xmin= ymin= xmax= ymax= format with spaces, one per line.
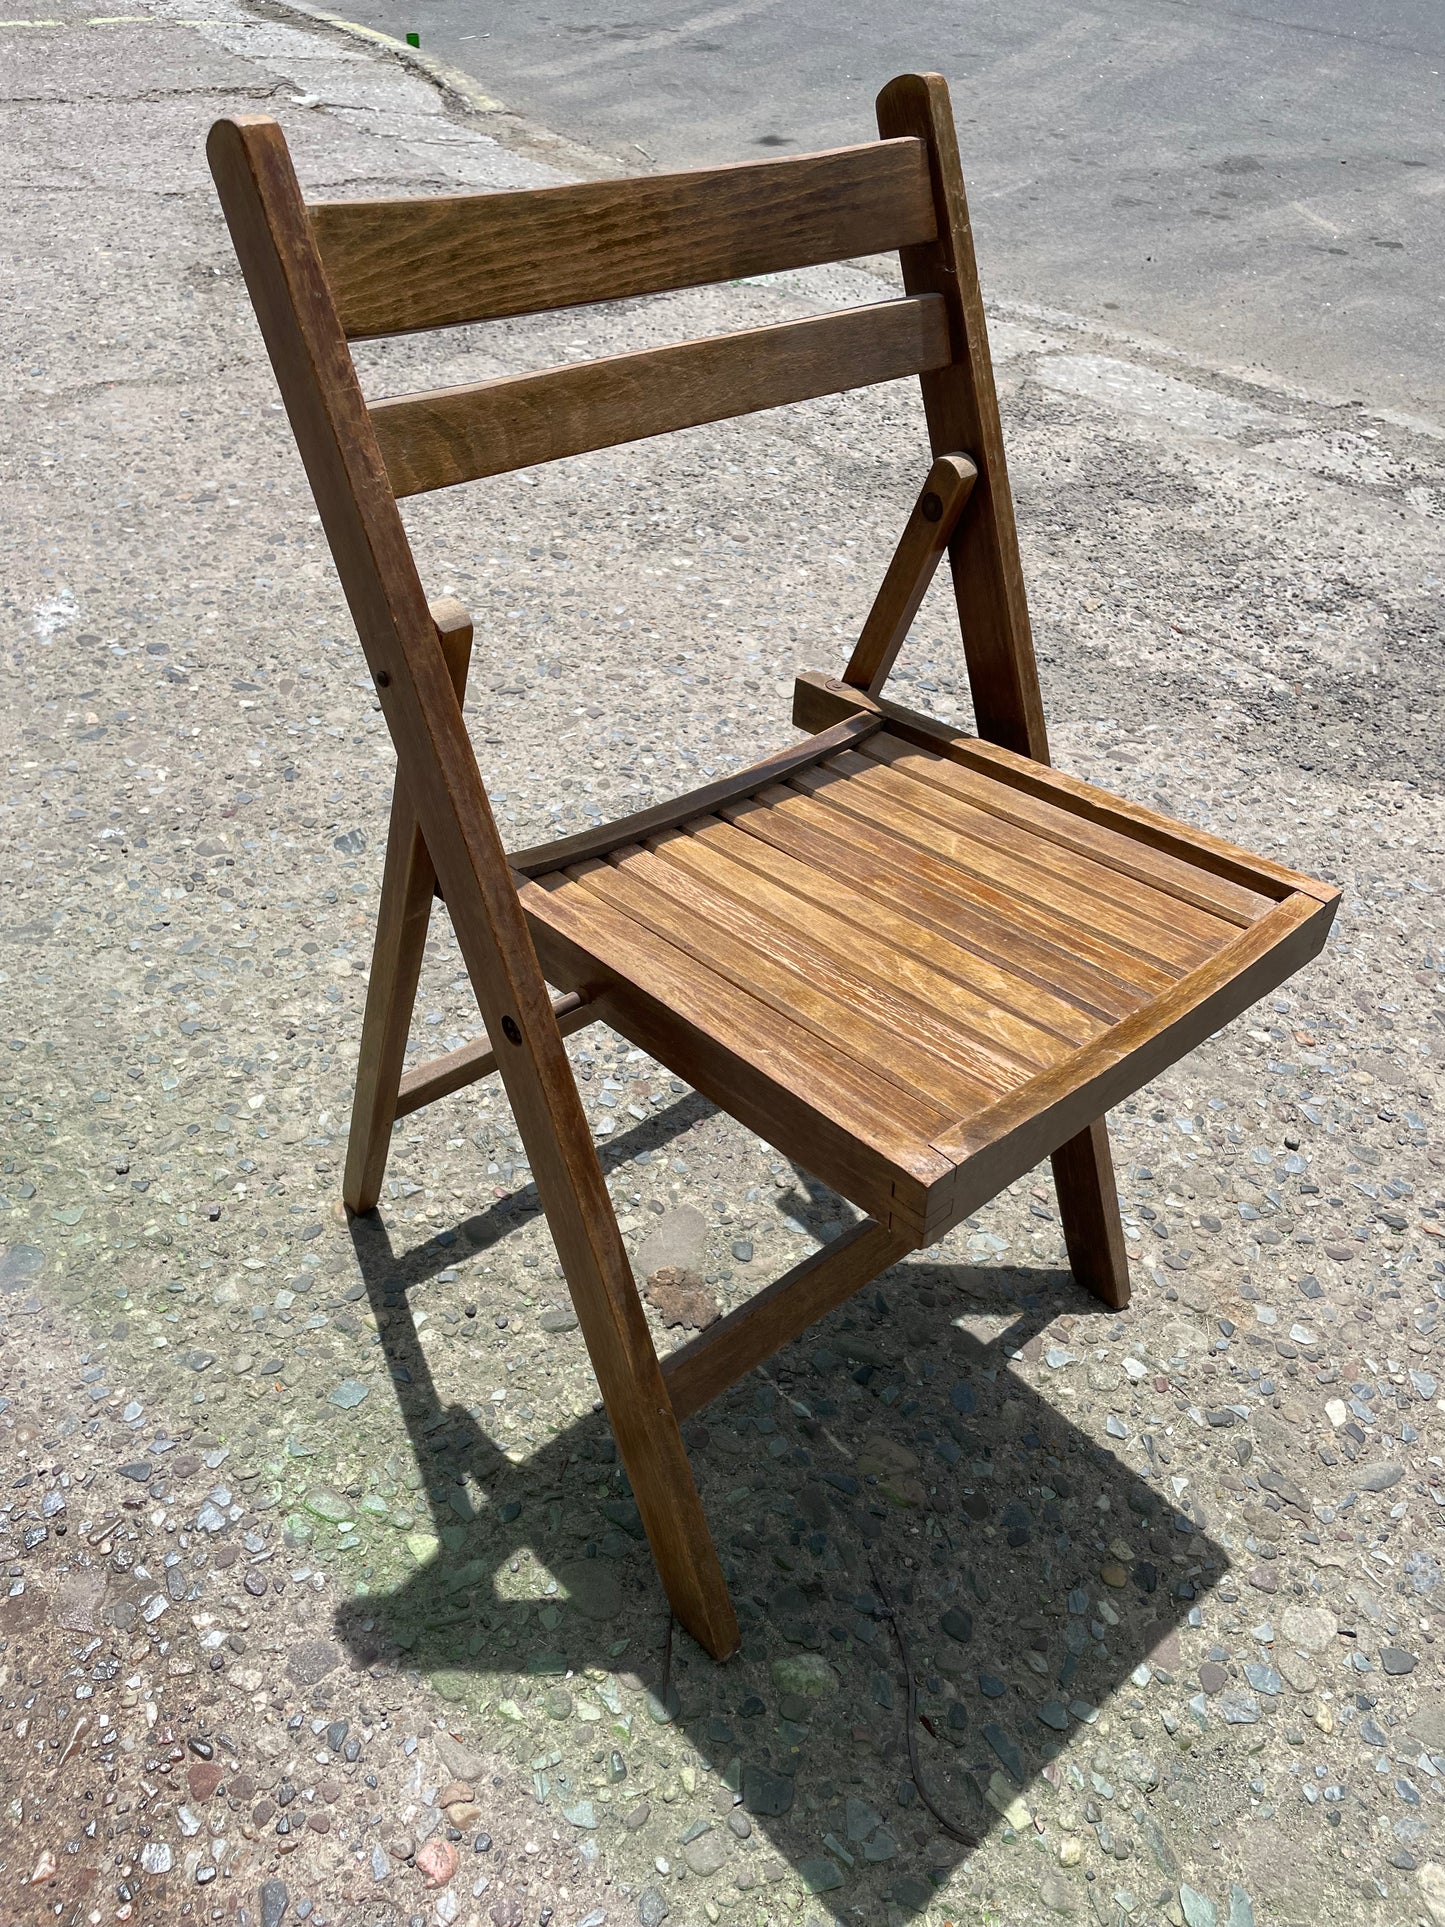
xmin=344 ymin=600 xmax=474 ymax=1215
xmin=1051 ymin=1118 xmax=1131 ymax=1310
xmin=343 ymin=789 xmax=437 ymax=1213
xmin=529 ymin=1166 xmax=740 ymax=1657
xmin=597 ymin=1342 xmax=741 ymax=1660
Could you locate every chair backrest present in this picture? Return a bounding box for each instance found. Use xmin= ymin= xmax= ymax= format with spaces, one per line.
xmin=210 ymin=73 xmax=1046 ymax=764
xmin=307 ymin=141 xmax=947 ymax=498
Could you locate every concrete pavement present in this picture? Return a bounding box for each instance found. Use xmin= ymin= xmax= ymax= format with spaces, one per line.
xmin=2 ymin=6 xmax=1445 ymax=1926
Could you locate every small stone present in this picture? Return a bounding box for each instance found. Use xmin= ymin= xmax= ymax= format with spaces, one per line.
xmin=683 ymin=1830 xmax=727 ymax=1876
xmin=29 ymin=1849 xmax=58 ymax=1885
xmin=983 ymin=1722 xmax=1025 ymax=1784
xmin=1227 ymin=1885 xmax=1256 ymax=1927
xmin=741 ymin=1765 xmax=794 ymax=1816
xmin=326 ymin=1719 xmax=349 ymax=1752
xmin=941 ymin=1607 xmax=973 ymax=1644
xmin=1219 ymin=1689 xmax=1261 ymax=1724
xmin=731 ymin=1238 xmax=754 ymax=1263
xmin=1417 ymin=1862 xmax=1445 ymax=1927
xmin=555 ymin=1558 xmax=622 ymax=1621
xmin=637 ymin=1205 xmax=707 ymax=1276
xmin=643 ymin=1266 xmax=718 ymax=1330
xmin=259 ymin=1880 xmax=289 ymax=1927
xmin=638 ymin=1886 xmax=670 ymax=1927
xmin=799 ymin=1856 xmax=845 ymax=1894
xmin=418 ymin=1826 xmax=458 ymax=1888
xmin=1279 ymin=1603 xmax=1336 ymax=1653
xmin=327 ymin=1379 xmax=369 ymax=1410
xmin=1180 ymin=1885 xmax=1218 ymax=1927
xmin=1036 ymin=1700 xmax=1070 ymax=1731
xmin=188 ymin=1762 xmax=223 ymax=1801
xmin=1039 ymin=1869 xmax=1080 ymax=1916
xmin=1381 ymin=1646 xmax=1418 ymax=1675
xmin=301 ymin=1489 xmax=352 ymax=1524
xmin=140 ymin=1842 xmax=173 ymax=1874
xmin=769 ymin=1653 xmax=837 ymax=1698
xmin=119 ymin=1460 xmax=153 ymax=1482
xmin=1359 ymin=1460 xmax=1404 ymax=1492
xmin=538 ymin=1306 xmax=578 ymax=1332
xmin=1100 ymin=1563 xmax=1128 ymax=1589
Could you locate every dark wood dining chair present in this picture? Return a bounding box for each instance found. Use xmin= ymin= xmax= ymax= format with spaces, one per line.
xmin=208 ymin=73 xmax=1338 ymax=1661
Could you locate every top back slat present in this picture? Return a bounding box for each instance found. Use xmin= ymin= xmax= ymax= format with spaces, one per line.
xmin=309 ymin=138 xmax=937 ymax=340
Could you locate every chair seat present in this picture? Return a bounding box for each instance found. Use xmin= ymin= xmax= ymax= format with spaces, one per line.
xmin=521 ymin=722 xmax=1335 ymax=1245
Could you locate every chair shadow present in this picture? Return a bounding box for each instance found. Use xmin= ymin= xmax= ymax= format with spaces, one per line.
xmin=333 ymin=1111 xmax=1223 ymax=1920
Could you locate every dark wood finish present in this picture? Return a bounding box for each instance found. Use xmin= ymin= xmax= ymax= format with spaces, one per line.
xmin=213 ymin=80 xmax=1340 ymax=1658
xmin=794 ymin=670 xmax=1330 ymax=903
xmin=508 ymin=713 xmax=880 ymax=877
xmin=395 ymin=992 xmax=592 ymax=1120
xmin=371 ymin=297 xmax=950 ymax=494
xmin=343 ymin=597 xmax=472 ymax=1213
xmin=844 ymin=453 xmax=976 ymax=695
xmin=1051 ymin=1120 xmax=1132 ymax=1310
xmin=310 ymin=137 xmax=936 ymax=338
xmin=663 ymin=1219 xmax=912 ymax=1419
xmin=877 ymin=72 xmax=1134 ymax=1308
xmin=209 ymin=113 xmax=739 ymax=1662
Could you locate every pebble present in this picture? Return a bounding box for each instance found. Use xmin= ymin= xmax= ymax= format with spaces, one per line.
xmin=1180 ymin=1885 xmax=1218 ymax=1927
xmin=1360 ymin=1460 xmax=1404 ymax=1492
xmin=637 ymin=1887 xmax=670 ymax=1927
xmin=259 ymin=1881 xmax=289 ymax=1927
xmin=741 ymin=1766 xmax=793 ymax=1816
xmin=140 ymin=1842 xmax=173 ymax=1874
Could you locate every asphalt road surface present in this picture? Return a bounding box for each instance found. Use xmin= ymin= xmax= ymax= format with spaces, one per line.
xmin=337 ymin=0 xmax=1445 ymax=417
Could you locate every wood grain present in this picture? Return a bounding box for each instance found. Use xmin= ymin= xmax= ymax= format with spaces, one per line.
xmin=789 ymin=761 xmax=1213 ymax=975
xmin=588 ymin=844 xmax=1028 ymax=1108
xmin=862 ymin=733 xmax=1271 ymax=925
xmin=508 ymin=713 xmax=881 ymax=877
xmin=654 ymin=817 xmax=1088 ymax=1054
xmin=209 ymin=112 xmax=740 ymax=1662
xmin=793 ymin=670 xmax=1331 ymax=903
xmin=371 ymin=296 xmax=951 ymax=493
xmin=843 ymin=452 xmax=976 ymax=696
xmin=394 ymin=992 xmax=592 ymax=1120
xmin=310 ymin=137 xmax=936 ymax=338
xmin=813 ymin=747 xmax=1238 ymax=960
xmin=724 ymin=786 xmax=1165 ymax=1012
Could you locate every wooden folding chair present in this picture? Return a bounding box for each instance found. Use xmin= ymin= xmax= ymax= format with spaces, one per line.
xmin=208 ymin=74 xmax=1338 ymax=1661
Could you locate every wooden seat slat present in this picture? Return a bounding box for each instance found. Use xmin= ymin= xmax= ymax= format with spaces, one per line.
xmin=823 ymin=745 xmax=1242 ymax=949
xmin=791 ymin=758 xmax=1221 ymax=973
xmin=718 ymin=791 xmax=1155 ymax=1020
xmin=654 ymin=817 xmax=1090 ymax=1056
xmin=863 ymin=733 xmax=1272 ymax=925
xmin=575 ymin=850 xmax=1019 ymax=1114
xmin=763 ymin=779 xmax=1189 ymax=990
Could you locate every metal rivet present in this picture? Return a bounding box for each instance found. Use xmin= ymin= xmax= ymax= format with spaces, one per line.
xmin=921 ymin=492 xmax=944 ymax=523
xmin=500 ymin=1015 xmax=522 ymax=1046
xmin=373 ymin=668 xmax=390 ymax=688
